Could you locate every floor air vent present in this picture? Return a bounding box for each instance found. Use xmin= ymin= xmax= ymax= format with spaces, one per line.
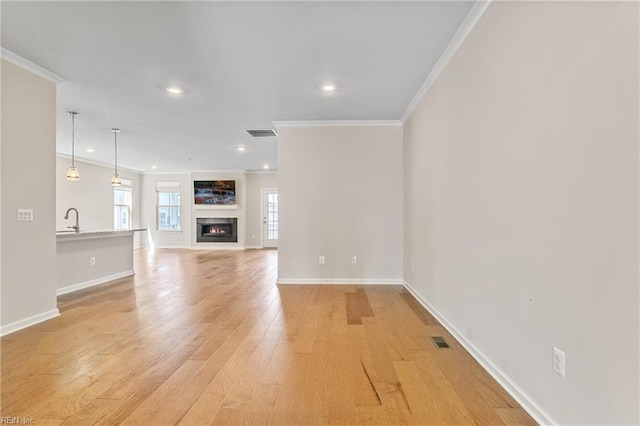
xmin=431 ymin=336 xmax=450 ymax=349
xmin=246 ymin=129 xmax=278 ymax=137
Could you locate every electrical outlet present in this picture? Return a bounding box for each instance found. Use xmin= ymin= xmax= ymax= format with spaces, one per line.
xmin=552 ymin=347 xmax=565 ymax=378
xmin=251 ymin=234 xmax=256 ymax=240
xmin=411 ymin=261 xmax=415 ymax=272
xmin=90 ymin=257 xmax=96 ymax=266
xmin=17 ymin=209 xmax=33 ymax=222
xmin=319 ymin=256 xmax=325 ymax=264
xmin=352 ymin=256 xmax=357 ymax=265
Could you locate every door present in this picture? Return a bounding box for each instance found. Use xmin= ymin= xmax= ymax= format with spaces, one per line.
xmin=262 ymin=189 xmax=278 ymax=248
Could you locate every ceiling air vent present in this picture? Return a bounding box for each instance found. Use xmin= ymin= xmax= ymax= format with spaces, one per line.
xmin=246 ymin=129 xmax=278 ymax=138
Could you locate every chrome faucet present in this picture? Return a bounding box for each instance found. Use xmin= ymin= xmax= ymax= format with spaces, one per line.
xmin=64 ymin=208 xmax=80 ymax=233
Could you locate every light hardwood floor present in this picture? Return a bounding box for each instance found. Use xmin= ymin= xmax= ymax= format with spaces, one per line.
xmin=1 ymin=249 xmax=535 ymax=425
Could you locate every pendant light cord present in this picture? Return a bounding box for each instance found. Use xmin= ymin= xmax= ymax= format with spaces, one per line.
xmin=114 ymin=131 xmax=118 ymax=175
xmin=70 ymin=112 xmax=76 ymax=167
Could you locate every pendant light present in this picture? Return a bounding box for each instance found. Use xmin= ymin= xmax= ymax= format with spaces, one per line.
xmin=111 ymin=128 xmax=121 ymax=186
xmin=66 ymin=111 xmax=80 ymax=181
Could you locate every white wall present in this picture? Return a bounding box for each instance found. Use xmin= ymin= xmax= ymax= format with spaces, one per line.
xmin=403 ymin=2 xmax=639 ymax=424
xmin=1 ymin=59 xmax=59 ymax=334
xmin=56 ymin=156 xmax=142 ymax=244
xmin=277 ymin=124 xmax=403 ymax=283
xmin=140 ymin=173 xmax=192 ymax=248
xmin=245 ymin=172 xmax=277 ymax=248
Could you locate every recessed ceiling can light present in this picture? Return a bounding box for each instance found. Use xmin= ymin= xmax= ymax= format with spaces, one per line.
xmin=166 ymin=87 xmax=183 ymax=94
xmin=151 ymin=165 xmax=158 ymax=170
xmin=86 ymin=148 xmax=94 ymax=153
xmin=263 ymin=164 xmax=269 ymax=169
xmin=322 ymin=83 xmax=336 ymax=92
xmin=237 ymin=147 xmax=246 ymax=151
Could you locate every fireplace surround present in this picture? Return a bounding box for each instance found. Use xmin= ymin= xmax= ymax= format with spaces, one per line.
xmin=196 ymin=218 xmax=238 ymax=243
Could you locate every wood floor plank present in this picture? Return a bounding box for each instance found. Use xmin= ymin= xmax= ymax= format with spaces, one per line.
xmin=297 ymin=341 xmax=330 ymax=425
xmin=355 ymin=287 xmax=375 ymax=318
xmin=399 ymin=290 xmax=439 ymax=326
xmin=495 ymin=407 xmax=538 ymax=425
xmin=346 ymin=291 xmax=364 ymax=325
xmin=174 ymin=333 xmax=265 ymax=425
xmin=0 ymin=249 xmax=536 ymax=425
xmin=240 ymin=383 xmax=280 ymax=425
xmin=266 ymin=353 xmax=311 ymax=425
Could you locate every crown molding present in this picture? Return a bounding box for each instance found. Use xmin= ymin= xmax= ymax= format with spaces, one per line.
xmin=400 ymin=0 xmax=492 ymax=123
xmin=273 ymin=120 xmax=401 ymax=129
xmin=142 ymin=171 xmax=191 ymax=176
xmin=246 ymin=170 xmax=278 ymax=175
xmin=1 ymin=48 xmax=66 ymax=84
xmin=189 ymin=169 xmax=249 ymax=174
xmin=57 ymin=153 xmax=143 ymax=174
xmin=142 ymin=169 xmax=278 ymax=175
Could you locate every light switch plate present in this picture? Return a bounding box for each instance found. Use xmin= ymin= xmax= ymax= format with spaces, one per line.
xmin=17 ymin=209 xmax=33 ymax=222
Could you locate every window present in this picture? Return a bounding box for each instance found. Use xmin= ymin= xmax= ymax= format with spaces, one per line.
xmin=156 ymin=181 xmax=181 ymax=231
xmin=114 ymin=179 xmax=132 ymax=230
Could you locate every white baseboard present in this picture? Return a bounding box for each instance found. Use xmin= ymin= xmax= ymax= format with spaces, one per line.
xmin=1 ymin=308 xmax=60 ymax=337
xmin=190 ymin=245 xmax=246 ymax=251
xmin=277 ymin=278 xmax=403 ymax=285
xmin=151 ymin=245 xmax=259 ymax=251
xmin=153 ymin=245 xmax=191 ymax=249
xmin=402 ymin=280 xmax=554 ymax=426
xmin=57 ymin=270 xmax=135 ymax=296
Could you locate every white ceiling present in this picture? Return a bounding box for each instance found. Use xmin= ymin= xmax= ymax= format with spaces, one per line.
xmin=1 ymin=1 xmax=474 ymax=173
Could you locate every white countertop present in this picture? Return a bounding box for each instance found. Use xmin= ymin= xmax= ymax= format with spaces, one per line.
xmin=56 ymin=228 xmax=146 ymax=241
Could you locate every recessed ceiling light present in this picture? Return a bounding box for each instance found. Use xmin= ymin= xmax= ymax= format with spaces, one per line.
xmin=151 ymin=165 xmax=158 ymax=170
xmin=86 ymin=148 xmax=94 ymax=153
xmin=322 ymin=83 xmax=336 ymax=92
xmin=237 ymin=147 xmax=246 ymax=152
xmin=166 ymin=87 xmax=183 ymax=94
xmin=263 ymin=164 xmax=269 ymax=169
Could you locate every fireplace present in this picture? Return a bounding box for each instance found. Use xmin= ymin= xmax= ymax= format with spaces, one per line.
xmin=196 ymin=218 xmax=238 ymax=243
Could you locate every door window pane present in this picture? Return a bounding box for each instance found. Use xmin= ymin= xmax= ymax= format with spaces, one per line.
xmin=267 ymin=193 xmax=278 ymax=240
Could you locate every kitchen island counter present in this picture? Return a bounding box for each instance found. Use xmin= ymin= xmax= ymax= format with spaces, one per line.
xmin=56 ymin=229 xmax=146 ymax=295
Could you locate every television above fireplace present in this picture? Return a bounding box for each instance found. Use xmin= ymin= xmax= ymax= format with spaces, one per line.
xmin=194 ymin=180 xmax=236 ymax=205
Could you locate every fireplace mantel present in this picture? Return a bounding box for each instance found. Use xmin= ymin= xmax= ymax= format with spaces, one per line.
xmin=194 ymin=205 xmax=238 ymax=210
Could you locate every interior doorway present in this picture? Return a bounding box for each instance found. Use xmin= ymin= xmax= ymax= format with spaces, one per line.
xmin=261 ymin=189 xmax=278 ymax=248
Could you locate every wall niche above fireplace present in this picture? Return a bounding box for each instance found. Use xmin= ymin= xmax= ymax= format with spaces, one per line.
xmin=196 ymin=218 xmax=238 ymax=243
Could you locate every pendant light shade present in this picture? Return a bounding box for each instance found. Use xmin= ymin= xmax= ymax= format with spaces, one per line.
xmin=66 ymin=111 xmax=80 ymax=181
xmin=66 ymin=166 xmax=80 ymax=181
xmin=111 ymin=128 xmax=121 ymax=186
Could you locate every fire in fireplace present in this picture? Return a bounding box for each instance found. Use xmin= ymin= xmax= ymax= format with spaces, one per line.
xmin=196 ymin=218 xmax=238 ymax=243
xmin=204 ymin=225 xmax=229 ymax=235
